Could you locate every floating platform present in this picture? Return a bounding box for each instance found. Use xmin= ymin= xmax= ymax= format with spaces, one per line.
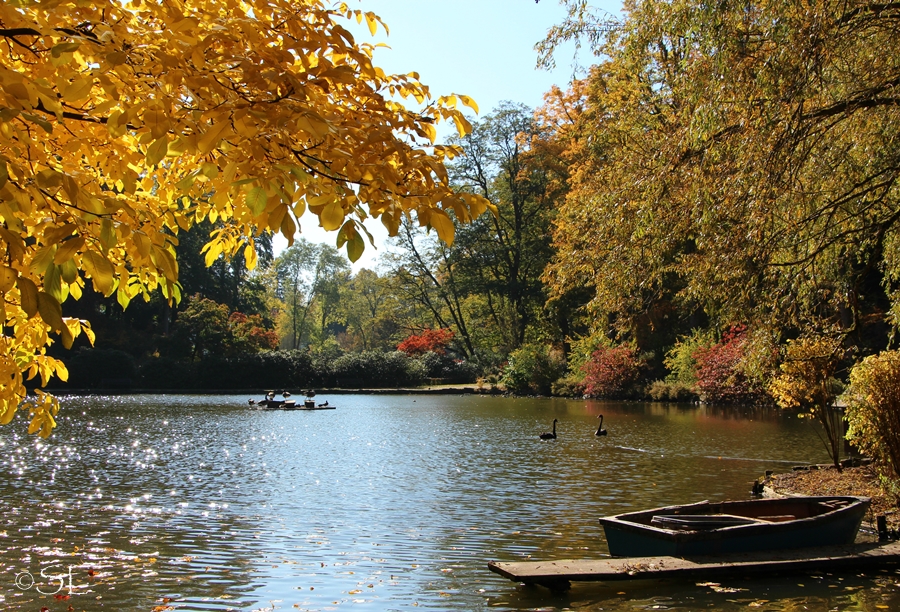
xmin=488 ymin=541 xmax=900 ymax=592
xmin=285 ymin=405 xmax=335 ymax=411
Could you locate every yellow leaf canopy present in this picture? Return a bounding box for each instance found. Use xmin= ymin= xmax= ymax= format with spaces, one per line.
xmin=0 ymin=0 xmax=490 ymax=436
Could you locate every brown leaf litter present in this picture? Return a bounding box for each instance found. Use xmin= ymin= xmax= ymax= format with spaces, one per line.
xmin=765 ymin=463 xmax=899 ymax=530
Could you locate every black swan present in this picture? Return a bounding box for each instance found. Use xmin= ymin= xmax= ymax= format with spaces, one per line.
xmin=595 ymin=415 xmax=607 ymax=436
xmin=539 ymin=419 xmax=558 ymax=440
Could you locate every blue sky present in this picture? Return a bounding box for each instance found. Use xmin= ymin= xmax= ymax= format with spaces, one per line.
xmin=279 ymin=0 xmax=622 ymax=270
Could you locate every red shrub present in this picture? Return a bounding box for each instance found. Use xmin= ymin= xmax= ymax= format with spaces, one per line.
xmin=581 ymin=345 xmax=646 ymax=399
xmin=692 ymin=325 xmax=763 ymax=403
xmin=397 ymin=328 xmax=455 ymax=356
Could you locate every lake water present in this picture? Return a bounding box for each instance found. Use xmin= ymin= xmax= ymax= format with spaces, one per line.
xmin=0 ymin=393 xmax=897 ymax=611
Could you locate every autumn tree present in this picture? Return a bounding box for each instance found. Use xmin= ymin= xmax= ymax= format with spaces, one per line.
xmin=397 ymin=328 xmax=455 ymax=356
xmin=0 ymin=0 xmax=491 ymax=435
xmin=770 ymin=335 xmax=847 ymax=469
xmin=544 ymin=0 xmax=900 ymax=366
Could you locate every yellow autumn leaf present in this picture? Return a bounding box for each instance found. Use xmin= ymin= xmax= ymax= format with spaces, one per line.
xmin=197 ymin=121 xmax=231 ymax=155
xmin=429 ymin=210 xmax=455 ymax=245
xmin=365 ymin=12 xmax=379 ymax=35
xmin=346 ymin=230 xmax=364 ymax=262
xmin=17 ymin=277 xmax=39 ymax=318
xmin=458 ymin=95 xmax=479 ymax=114
xmin=81 ymin=251 xmax=116 ymax=296
xmin=146 ymin=136 xmax=169 ymax=167
xmin=244 ymin=244 xmax=258 ymax=270
xmin=246 ymin=187 xmax=268 ymax=216
xmin=37 ymin=292 xmax=63 ymax=332
xmin=53 ymin=236 xmax=85 ymax=264
xmin=0 ymin=266 xmax=17 ymax=292
xmin=321 ymin=200 xmax=345 ymax=231
xmin=62 ymin=77 xmax=93 ymax=102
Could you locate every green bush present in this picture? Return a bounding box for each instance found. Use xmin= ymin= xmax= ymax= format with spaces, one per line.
xmin=195 ymin=350 xmax=315 ymax=390
xmin=664 ymin=329 xmax=713 ymax=385
xmin=551 ymin=374 xmax=585 ymax=397
xmin=501 ymin=344 xmax=567 ymax=396
xmin=414 ymin=351 xmax=478 ymax=383
xmin=646 ymin=380 xmax=698 ymax=402
xmin=331 ymin=350 xmax=426 ymax=388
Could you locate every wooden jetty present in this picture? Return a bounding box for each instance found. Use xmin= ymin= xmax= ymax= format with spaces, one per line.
xmin=488 ymin=541 xmax=900 ymax=592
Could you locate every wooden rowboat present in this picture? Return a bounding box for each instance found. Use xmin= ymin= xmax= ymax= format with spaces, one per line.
xmin=599 ymin=495 xmax=870 ymax=557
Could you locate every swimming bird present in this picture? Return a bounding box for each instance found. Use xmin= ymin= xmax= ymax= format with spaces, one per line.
xmin=596 ymin=414 xmax=607 ymax=436
xmin=539 ymin=419 xmax=558 ymax=440
xmin=282 ymin=391 xmax=291 ymax=398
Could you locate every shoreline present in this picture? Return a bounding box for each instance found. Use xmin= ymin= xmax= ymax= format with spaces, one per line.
xmin=48 ymin=384 xmax=498 ymax=396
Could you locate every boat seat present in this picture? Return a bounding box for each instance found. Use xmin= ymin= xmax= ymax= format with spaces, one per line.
xmin=756 ymin=514 xmax=796 ymax=522
xmin=650 ymin=514 xmax=763 ymax=530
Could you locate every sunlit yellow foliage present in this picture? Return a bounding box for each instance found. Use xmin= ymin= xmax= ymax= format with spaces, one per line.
xmin=0 ymin=0 xmax=490 ymax=435
xmin=845 ymin=351 xmax=900 ymax=482
xmin=769 ymin=334 xmax=846 ymax=468
xmin=769 ymin=336 xmax=843 ymax=411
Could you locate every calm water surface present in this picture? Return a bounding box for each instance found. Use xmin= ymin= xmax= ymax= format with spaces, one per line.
xmin=0 ymin=394 xmax=897 ymax=611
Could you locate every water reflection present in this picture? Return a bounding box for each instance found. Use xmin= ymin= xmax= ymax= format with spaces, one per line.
xmin=0 ymin=394 xmax=895 ymax=611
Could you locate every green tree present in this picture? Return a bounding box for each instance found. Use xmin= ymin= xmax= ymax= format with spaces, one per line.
xmin=273 ymin=238 xmax=349 ymax=349
xmin=338 ymin=269 xmax=397 ymax=351
xmin=386 ymin=217 xmax=478 ymax=359
xmin=447 ymin=102 xmax=566 ymax=352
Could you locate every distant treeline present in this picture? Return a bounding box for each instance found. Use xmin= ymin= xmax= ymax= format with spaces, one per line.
xmin=48 ymin=348 xmax=478 ymax=391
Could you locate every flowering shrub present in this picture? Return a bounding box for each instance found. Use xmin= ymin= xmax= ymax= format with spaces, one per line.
xmin=397 ymin=328 xmax=455 ymax=356
xmin=693 ymin=325 xmax=764 ymax=404
xmin=581 ymin=345 xmax=647 ymax=399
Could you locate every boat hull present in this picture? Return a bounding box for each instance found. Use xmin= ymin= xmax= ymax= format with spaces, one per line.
xmin=599 ymin=496 xmax=870 ymax=557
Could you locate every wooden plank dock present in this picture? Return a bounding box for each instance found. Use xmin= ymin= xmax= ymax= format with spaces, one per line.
xmin=488 ymin=541 xmax=900 ymax=591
